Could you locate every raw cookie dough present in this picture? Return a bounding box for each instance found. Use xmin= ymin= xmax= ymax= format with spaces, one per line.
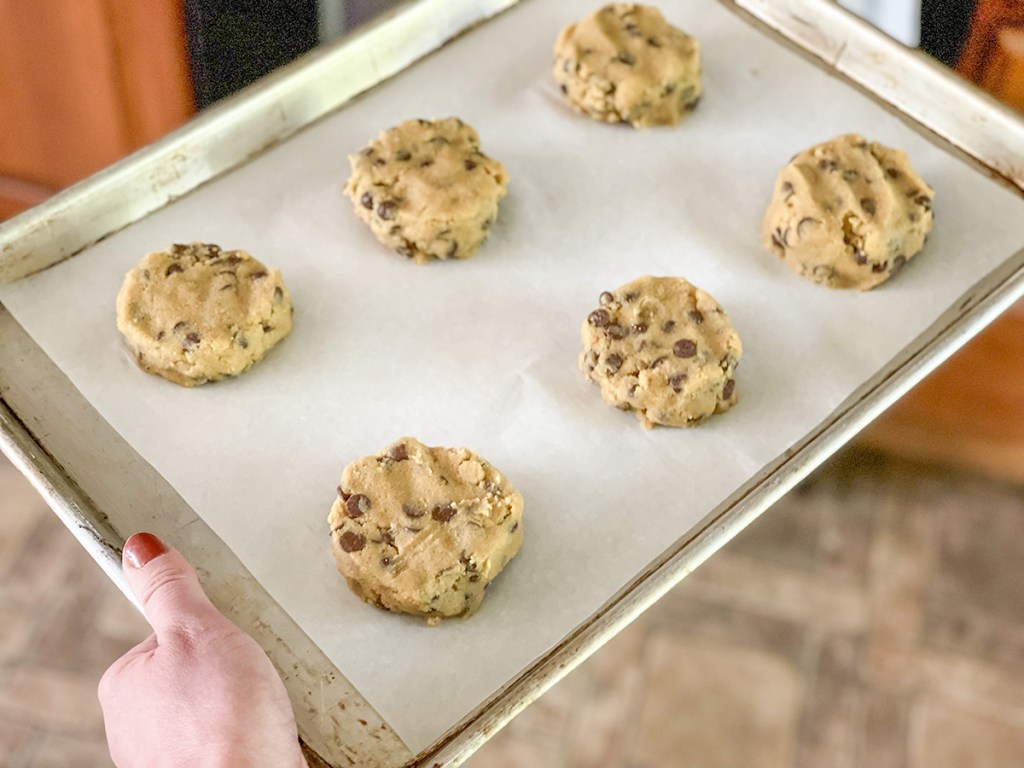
xmin=580 ymin=276 xmax=741 ymax=428
xmin=115 ymin=242 xmax=293 ymax=386
xmin=328 ymin=437 xmax=524 ymax=624
xmin=344 ymin=118 xmax=509 ymax=264
xmin=553 ymin=3 xmax=702 ymax=128
xmin=761 ymin=133 xmax=935 ymax=290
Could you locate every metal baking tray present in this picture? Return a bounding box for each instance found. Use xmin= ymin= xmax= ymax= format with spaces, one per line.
xmin=2 ymin=0 xmax=1023 ymax=765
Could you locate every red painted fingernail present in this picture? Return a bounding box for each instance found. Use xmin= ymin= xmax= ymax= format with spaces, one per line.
xmin=124 ymin=533 xmax=168 ymax=569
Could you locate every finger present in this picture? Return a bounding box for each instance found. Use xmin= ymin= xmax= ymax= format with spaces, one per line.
xmin=121 ymin=532 xmax=219 ymax=638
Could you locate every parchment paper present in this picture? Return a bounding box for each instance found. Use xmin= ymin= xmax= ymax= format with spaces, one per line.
xmin=3 ymin=0 xmax=1024 ymax=753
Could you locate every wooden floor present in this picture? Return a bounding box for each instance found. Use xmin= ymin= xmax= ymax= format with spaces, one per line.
xmin=1 ymin=448 xmax=1023 ymax=767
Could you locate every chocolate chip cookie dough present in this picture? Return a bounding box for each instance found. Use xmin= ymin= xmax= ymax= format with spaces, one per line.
xmin=553 ymin=4 xmax=701 ymax=128
xmin=115 ymin=243 xmax=293 ymax=386
xmin=762 ymin=134 xmax=935 ymax=290
xmin=344 ymin=118 xmax=508 ymax=264
xmin=328 ymin=437 xmax=524 ymax=624
xmin=580 ymin=277 xmax=741 ymax=428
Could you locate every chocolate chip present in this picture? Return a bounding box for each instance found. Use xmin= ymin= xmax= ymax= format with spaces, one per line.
xmin=173 ymin=321 xmax=187 ymax=332
xmin=420 ymin=159 xmax=434 ymax=168
xmin=854 ymin=249 xmax=868 ymax=265
xmin=723 ymin=379 xmax=736 ymax=399
xmin=892 ymin=255 xmax=907 ymax=273
xmin=606 ymin=324 xmax=627 ymax=340
xmin=818 ymin=159 xmax=838 ymax=172
xmin=914 ymin=194 xmax=932 ymax=209
xmin=669 ymin=373 xmax=687 ymax=393
xmin=632 ymin=323 xmax=648 ymax=334
xmin=464 ymin=159 xmax=477 ymax=171
xmin=183 ymin=332 xmax=200 ymax=350
xmin=617 ymin=52 xmax=636 ymax=65
xmin=588 ymin=309 xmax=611 ymax=328
xmin=687 ymin=310 xmax=704 ymax=325
xmin=249 ymin=270 xmax=268 ymax=280
xmin=673 ymin=339 xmax=697 ymax=358
xmin=262 ymin=322 xmax=273 ymax=333
xmin=560 ymin=83 xmax=568 ymax=95
xmin=360 ymin=192 xmax=373 ymax=210
xmin=886 ymin=168 xmax=902 ymax=179
xmin=646 ymin=37 xmax=661 ymax=47
xmin=650 ymin=356 xmax=668 ymax=369
xmin=511 ymin=522 xmax=519 ymax=533
xmin=237 ymin=335 xmax=248 ymax=349
xmin=781 ymin=181 xmax=794 ymax=196
xmin=432 ymin=504 xmax=457 ymax=523
xmin=860 ymin=198 xmax=876 ymax=215
xmin=346 ymin=494 xmax=371 ymax=518
xmin=171 ymin=244 xmax=187 ymax=254
xmin=482 ymin=218 xmax=493 ymax=231
xmin=381 ymin=557 xmax=392 ymax=567
xmin=389 ymin=443 xmax=409 ymax=461
xmin=396 ymin=150 xmax=411 ymax=161
xmin=599 ymin=291 xmax=615 ymax=307
xmin=338 ymin=531 xmax=366 ymax=553
xmin=337 ymin=486 xmax=350 ymax=500
xmin=605 ymin=353 xmax=623 ymax=374
xmin=624 ymin=22 xmax=640 ymax=36
xmin=661 ymin=320 xmax=676 ymax=333
xmin=402 ymin=503 xmax=424 ymax=518
xmin=165 ymin=263 xmax=183 ymax=277
xmin=623 ymin=292 xmax=638 ymax=303
xmin=872 ymin=261 xmax=888 ymax=273
xmin=377 ymin=201 xmax=397 ymax=220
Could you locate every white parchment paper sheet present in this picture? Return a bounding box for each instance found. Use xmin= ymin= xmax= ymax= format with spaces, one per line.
xmin=3 ymin=0 xmax=1024 ymax=753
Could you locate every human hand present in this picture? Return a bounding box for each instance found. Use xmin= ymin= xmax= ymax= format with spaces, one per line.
xmin=99 ymin=533 xmax=308 ymax=768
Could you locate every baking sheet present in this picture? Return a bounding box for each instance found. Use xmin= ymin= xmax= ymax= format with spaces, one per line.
xmin=3 ymin=0 xmax=1024 ymax=753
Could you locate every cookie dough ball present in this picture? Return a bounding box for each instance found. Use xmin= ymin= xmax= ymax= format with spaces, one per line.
xmin=553 ymin=4 xmax=701 ymax=128
xmin=762 ymin=134 xmax=935 ymax=290
xmin=328 ymin=437 xmax=524 ymax=624
xmin=115 ymin=243 xmax=293 ymax=386
xmin=580 ymin=277 xmax=741 ymax=428
xmin=344 ymin=118 xmax=508 ymax=264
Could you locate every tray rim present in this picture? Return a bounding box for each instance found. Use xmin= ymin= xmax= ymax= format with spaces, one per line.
xmin=2 ymin=0 xmax=1024 ymax=765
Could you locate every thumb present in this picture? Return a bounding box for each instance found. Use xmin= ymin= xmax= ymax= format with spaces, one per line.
xmin=122 ymin=532 xmax=220 ymax=638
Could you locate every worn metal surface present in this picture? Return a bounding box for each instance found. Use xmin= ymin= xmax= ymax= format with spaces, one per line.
xmin=2 ymin=0 xmax=1023 ymax=766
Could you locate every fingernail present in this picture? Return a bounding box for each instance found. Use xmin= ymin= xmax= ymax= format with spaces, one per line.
xmin=124 ymin=532 xmax=168 ymax=569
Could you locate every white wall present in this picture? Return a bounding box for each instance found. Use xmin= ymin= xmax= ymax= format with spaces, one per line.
xmin=838 ymin=0 xmax=922 ymax=46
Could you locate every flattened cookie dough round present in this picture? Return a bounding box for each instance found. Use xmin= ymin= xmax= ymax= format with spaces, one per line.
xmin=580 ymin=277 xmax=741 ymax=428
xmin=762 ymin=134 xmax=935 ymax=290
xmin=553 ymin=3 xmax=701 ymax=128
xmin=115 ymin=242 xmax=293 ymax=387
xmin=328 ymin=437 xmax=524 ymax=624
xmin=344 ymin=118 xmax=509 ymax=264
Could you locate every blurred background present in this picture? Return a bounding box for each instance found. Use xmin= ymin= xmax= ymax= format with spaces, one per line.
xmin=1 ymin=1 xmax=1023 ymax=766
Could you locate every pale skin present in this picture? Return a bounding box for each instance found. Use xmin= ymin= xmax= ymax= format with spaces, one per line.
xmin=99 ymin=533 xmax=308 ymax=768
